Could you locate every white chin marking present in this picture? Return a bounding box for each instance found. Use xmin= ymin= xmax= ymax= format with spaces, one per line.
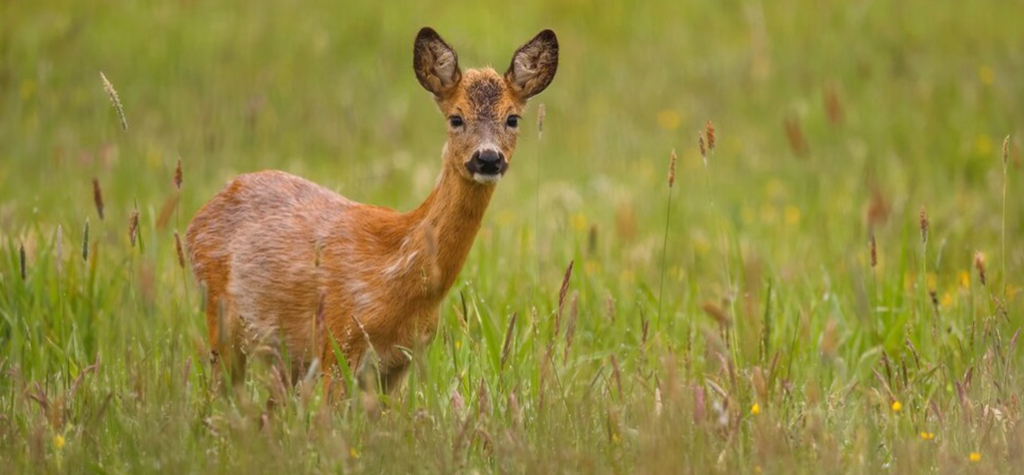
xmin=472 ymin=173 xmax=503 ymax=184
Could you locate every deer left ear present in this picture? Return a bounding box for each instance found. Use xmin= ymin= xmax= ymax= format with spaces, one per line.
xmin=504 ymin=30 xmax=559 ymax=101
xmin=414 ymin=27 xmax=462 ymax=99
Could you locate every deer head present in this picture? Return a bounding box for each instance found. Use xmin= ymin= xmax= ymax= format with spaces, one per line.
xmin=413 ymin=28 xmax=559 ymax=184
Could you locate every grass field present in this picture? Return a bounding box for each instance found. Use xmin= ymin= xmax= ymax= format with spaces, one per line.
xmin=2 ymin=0 xmax=1023 ymax=473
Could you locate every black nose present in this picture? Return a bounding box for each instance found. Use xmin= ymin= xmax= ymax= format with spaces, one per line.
xmin=471 ymin=150 xmax=505 ymax=174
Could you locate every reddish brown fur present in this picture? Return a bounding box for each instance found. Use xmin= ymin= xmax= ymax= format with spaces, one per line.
xmin=186 ymin=28 xmax=558 ymax=395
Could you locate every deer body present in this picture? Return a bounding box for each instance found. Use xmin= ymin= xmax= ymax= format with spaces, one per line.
xmin=186 ymin=28 xmax=558 ymax=393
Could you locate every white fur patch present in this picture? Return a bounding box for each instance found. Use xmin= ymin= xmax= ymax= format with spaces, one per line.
xmin=472 ymin=173 xmax=503 ymax=184
xmin=382 ymin=251 xmax=420 ymax=279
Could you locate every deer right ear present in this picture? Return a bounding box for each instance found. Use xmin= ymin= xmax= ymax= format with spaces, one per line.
xmin=413 ymin=27 xmax=462 ymax=98
xmin=504 ymin=29 xmax=559 ymax=101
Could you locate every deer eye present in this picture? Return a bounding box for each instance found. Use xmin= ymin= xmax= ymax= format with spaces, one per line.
xmin=506 ymin=115 xmax=520 ymax=128
xmin=448 ymin=116 xmax=464 ymax=128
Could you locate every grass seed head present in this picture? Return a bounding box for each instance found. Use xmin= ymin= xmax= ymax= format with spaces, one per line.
xmin=825 ymin=85 xmax=844 ymax=126
xmin=702 ymin=301 xmax=732 ymax=327
xmin=974 ymin=251 xmax=986 ymax=286
xmin=174 ymin=231 xmax=186 ymax=268
xmin=537 ymin=103 xmax=546 ymax=138
xmin=82 ymin=220 xmax=90 ymax=262
xmin=92 ymin=178 xmax=105 ymax=220
xmin=1004 ymin=135 xmax=1010 ymax=168
xmin=699 ymin=134 xmax=707 ymax=163
xmin=668 ymin=148 xmax=677 ymax=188
xmin=706 ymin=120 xmax=716 ymax=151
xmin=129 ymin=208 xmax=140 ymax=247
xmin=19 ymin=242 xmax=26 ymax=281
xmin=870 ymin=232 xmax=878 ymax=268
xmin=919 ymin=206 xmax=928 ymax=244
xmin=100 ymin=71 xmax=128 ymax=131
xmin=500 ymin=312 xmax=517 ymax=370
xmin=784 ymin=116 xmax=807 ymax=155
xmin=174 ymin=158 xmax=183 ymax=190
xmin=555 ymin=260 xmax=574 ymax=336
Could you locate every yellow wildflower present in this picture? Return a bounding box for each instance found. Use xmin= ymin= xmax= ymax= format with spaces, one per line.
xmin=976 ymin=134 xmax=992 ymax=156
xmin=978 ymin=66 xmax=994 ymax=85
xmin=784 ymin=205 xmax=801 ymax=226
xmin=919 ymin=432 xmax=935 ymax=441
xmin=969 ymin=452 xmax=981 ymax=462
xmin=656 ymin=109 xmax=681 ymax=131
xmin=751 ymin=403 xmax=761 ymax=415
xmin=571 ymin=213 xmax=588 ymax=232
xmin=891 ymin=401 xmax=902 ymax=412
xmin=53 ymin=435 xmax=66 ymax=450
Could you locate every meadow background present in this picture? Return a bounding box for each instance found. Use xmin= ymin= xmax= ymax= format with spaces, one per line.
xmin=2 ymin=0 xmax=1023 ymax=473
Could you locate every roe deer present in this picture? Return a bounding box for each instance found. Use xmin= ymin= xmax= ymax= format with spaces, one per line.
xmin=186 ymin=27 xmax=558 ymax=395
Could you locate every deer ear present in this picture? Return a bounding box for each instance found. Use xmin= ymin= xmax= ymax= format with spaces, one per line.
xmin=413 ymin=27 xmax=462 ymax=98
xmin=504 ymin=30 xmax=559 ymax=101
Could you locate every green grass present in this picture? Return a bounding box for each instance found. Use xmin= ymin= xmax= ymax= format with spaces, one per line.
xmin=2 ymin=0 xmax=1023 ymax=473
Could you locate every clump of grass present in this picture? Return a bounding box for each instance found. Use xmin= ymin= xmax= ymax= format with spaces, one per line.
xmin=100 ymin=71 xmax=128 ymax=131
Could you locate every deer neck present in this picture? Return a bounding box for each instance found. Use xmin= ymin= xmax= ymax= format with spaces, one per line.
xmin=408 ymin=160 xmax=495 ymax=297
